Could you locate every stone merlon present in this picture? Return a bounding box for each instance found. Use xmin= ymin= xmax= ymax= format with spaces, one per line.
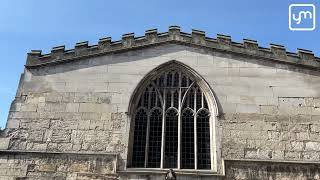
xmin=25 ymin=26 xmax=320 ymax=69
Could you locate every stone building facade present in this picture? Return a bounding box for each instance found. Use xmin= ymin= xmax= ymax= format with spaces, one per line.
xmin=0 ymin=26 xmax=320 ymax=179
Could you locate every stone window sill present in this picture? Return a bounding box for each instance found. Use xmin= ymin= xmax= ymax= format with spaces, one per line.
xmin=118 ymin=168 xmax=222 ymax=176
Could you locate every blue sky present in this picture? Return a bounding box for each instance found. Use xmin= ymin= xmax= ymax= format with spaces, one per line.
xmin=0 ymin=0 xmax=319 ymax=128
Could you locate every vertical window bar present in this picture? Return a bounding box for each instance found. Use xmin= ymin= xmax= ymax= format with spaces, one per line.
xmin=144 ymin=87 xmax=152 ymax=167
xmin=194 ymin=89 xmax=198 ymax=170
xmin=160 ymin=89 xmax=166 ymax=169
xmin=196 ymin=88 xmax=202 ymax=110
xmin=177 ymin=83 xmax=182 ymax=169
xmin=201 ymin=92 xmax=204 ymax=108
xmin=155 ymin=91 xmax=158 ymax=108
xmin=171 ymin=91 xmax=174 ymax=107
xmin=209 ymin=114 xmax=215 ymax=171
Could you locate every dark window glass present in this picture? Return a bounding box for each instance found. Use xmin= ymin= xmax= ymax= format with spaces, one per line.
xmin=174 ymin=72 xmax=179 ymax=87
xmin=143 ymin=90 xmax=149 ymax=108
xmin=150 ymin=88 xmax=157 ymax=107
xmin=132 ymin=109 xmax=148 ymax=167
xmin=181 ymin=109 xmax=195 ymax=169
xmin=147 ymin=109 xmax=163 ymax=168
xmin=131 ymin=68 xmax=212 ymax=170
xmin=181 ymin=75 xmax=187 ymax=87
xmin=197 ymin=110 xmax=211 ymax=169
xmin=173 ymin=91 xmax=179 ymax=108
xmin=167 ymin=72 xmax=172 ymax=87
xmin=164 ymin=109 xmax=178 ymax=168
xmin=166 ymin=91 xmax=171 ymax=109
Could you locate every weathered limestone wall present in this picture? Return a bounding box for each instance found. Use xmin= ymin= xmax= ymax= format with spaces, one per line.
xmin=224 ymin=160 xmax=320 ymax=179
xmin=2 ymin=43 xmax=320 ymax=179
xmin=0 ymin=151 xmax=117 ymax=180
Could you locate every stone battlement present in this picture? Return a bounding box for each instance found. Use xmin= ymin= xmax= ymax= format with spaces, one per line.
xmin=26 ymin=26 xmax=320 ymax=69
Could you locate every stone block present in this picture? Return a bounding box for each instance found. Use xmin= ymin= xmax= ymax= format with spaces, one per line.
xmin=236 ymin=104 xmax=259 ymax=113
xmin=27 ymin=130 xmax=44 ymax=142
xmin=20 ymin=103 xmax=37 ymax=112
xmin=107 ymin=65 xmax=150 ymax=75
xmin=37 ymin=164 xmax=57 ymax=172
xmin=20 ymin=119 xmax=50 ymax=129
xmin=273 ymin=87 xmax=317 ymax=97
xmin=220 ymin=103 xmax=237 ymax=113
xmin=9 ymin=112 xmax=38 ymax=119
xmin=239 ymin=67 xmax=277 ymax=77
xmin=89 ymin=120 xmax=104 ymax=130
xmin=66 ymin=103 xmax=79 ymax=112
xmin=57 ymin=142 xmax=73 ymax=151
xmin=260 ymin=105 xmax=279 ymax=114
xmin=284 ymin=151 xmax=302 ymax=160
xmin=0 ymin=138 xmax=10 ymax=150
xmin=6 ymin=119 xmax=20 ymax=129
xmin=70 ymin=163 xmax=89 ymax=173
xmin=312 ymin=107 xmax=320 ymax=115
xmin=267 ymin=130 xmax=281 ymax=141
xmin=81 ymin=112 xmax=101 ymax=120
xmin=79 ymin=103 xmax=112 ymax=113
xmin=302 ymin=151 xmax=320 ymax=161
xmin=27 ymin=142 xmax=47 ymax=151
xmin=51 ymin=130 xmax=71 ymax=143
xmin=286 ymin=141 xmax=304 ymax=151
xmin=44 ymin=102 xmax=67 ymax=112
xmin=305 ymin=142 xmax=320 ymax=151
xmin=50 ymin=119 xmax=78 ymax=130
xmin=77 ymin=120 xmax=90 ymax=130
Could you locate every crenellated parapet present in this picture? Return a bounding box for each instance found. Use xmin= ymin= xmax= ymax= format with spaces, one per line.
xmin=26 ymin=26 xmax=320 ymax=69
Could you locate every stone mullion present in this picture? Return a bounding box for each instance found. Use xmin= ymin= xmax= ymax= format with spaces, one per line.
xmin=194 ymin=88 xmax=198 ymax=170
xmin=177 ymin=72 xmax=182 ymax=169
xmin=201 ymin=92 xmax=204 ymax=108
xmin=209 ymin=114 xmax=214 ymax=171
xmin=160 ymin=89 xmax=166 ymax=169
xmin=144 ymin=89 xmax=151 ymax=168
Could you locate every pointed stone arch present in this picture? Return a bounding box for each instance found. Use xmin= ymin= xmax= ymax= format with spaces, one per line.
xmin=128 ymin=60 xmax=220 ymax=117
xmin=127 ymin=60 xmax=220 ymax=172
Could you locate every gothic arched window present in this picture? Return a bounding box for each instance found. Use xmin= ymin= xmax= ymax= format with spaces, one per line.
xmin=129 ymin=62 xmax=216 ymax=171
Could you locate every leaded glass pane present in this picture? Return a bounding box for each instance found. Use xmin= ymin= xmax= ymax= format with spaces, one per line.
xmin=173 ymin=90 xmax=179 ymax=108
xmin=181 ymin=75 xmax=187 ymax=87
xmin=132 ymin=109 xmax=148 ymax=167
xmin=196 ymin=88 xmax=202 ymax=110
xmin=197 ymin=110 xmax=211 ymax=169
xmin=165 ymin=91 xmax=171 ymax=108
xmin=173 ymin=72 xmax=179 ymax=87
xmin=167 ymin=72 xmax=172 ymax=87
xmin=150 ymin=88 xmax=157 ymax=107
xmin=143 ymin=90 xmax=149 ymax=108
xmin=164 ymin=109 xmax=178 ymax=168
xmin=181 ymin=109 xmax=195 ymax=169
xmin=147 ymin=109 xmax=163 ymax=168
